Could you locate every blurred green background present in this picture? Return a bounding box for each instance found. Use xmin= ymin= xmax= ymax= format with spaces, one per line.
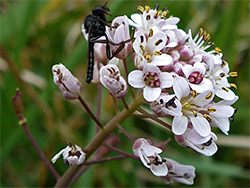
xmin=0 ymin=0 xmax=249 ymax=187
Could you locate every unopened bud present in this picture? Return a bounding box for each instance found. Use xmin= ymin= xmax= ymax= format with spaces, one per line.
xmin=52 ymin=63 xmax=82 ymax=100
xmin=12 ymin=88 xmax=24 ymax=120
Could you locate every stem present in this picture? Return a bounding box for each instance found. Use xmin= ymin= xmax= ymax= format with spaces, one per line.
xmin=121 ymin=97 xmax=129 ymax=110
xmin=122 ymin=59 xmax=135 ymax=99
xmin=55 ymin=93 xmax=144 ymax=187
xmin=96 ymin=83 xmax=102 ymax=133
xmin=117 ymin=124 xmax=135 ymax=142
xmin=21 ymin=122 xmax=60 ymax=180
xmin=137 ymin=107 xmax=172 ymax=130
xmin=78 ymin=96 xmax=103 ymax=129
xmin=112 ymin=95 xmax=120 ymax=113
xmin=103 ymin=144 xmax=138 ymax=161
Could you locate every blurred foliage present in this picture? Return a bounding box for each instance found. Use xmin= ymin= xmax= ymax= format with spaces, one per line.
xmin=0 ymin=0 xmax=249 ymax=187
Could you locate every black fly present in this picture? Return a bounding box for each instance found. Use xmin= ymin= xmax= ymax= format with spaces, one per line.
xmin=83 ymin=3 xmax=133 ymax=84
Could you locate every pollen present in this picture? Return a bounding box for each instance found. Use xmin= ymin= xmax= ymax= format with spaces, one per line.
xmin=205 ymin=92 xmax=213 ymax=99
xmin=208 ymin=107 xmax=216 ymax=112
xmin=230 ymin=83 xmax=237 ymax=89
xmin=203 ymin=114 xmax=212 ymax=122
xmin=229 ymin=72 xmax=238 ymax=77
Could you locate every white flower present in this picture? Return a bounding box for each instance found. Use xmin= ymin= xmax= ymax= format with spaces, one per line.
xmin=129 ymin=5 xmax=179 ymax=34
xmin=182 ymin=62 xmax=214 ymax=93
xmin=172 ymin=79 xmax=213 ymax=137
xmin=128 ymin=64 xmax=173 ymax=102
xmin=52 ymin=63 xmax=81 ymax=100
xmin=133 ymin=29 xmax=173 ymax=69
xmin=175 ymin=126 xmax=218 ymax=156
xmin=99 ymin=64 xmax=128 ymax=98
xmin=150 ymin=93 xmax=182 ymax=116
xmin=161 ymin=158 xmax=196 ymax=185
xmin=133 ymin=138 xmax=168 ymax=176
xmin=51 ymin=143 xmax=86 ymax=166
xmin=106 ymin=15 xmax=132 ymax=59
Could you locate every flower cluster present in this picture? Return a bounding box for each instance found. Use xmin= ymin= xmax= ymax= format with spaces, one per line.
xmin=128 ymin=5 xmax=238 ymax=156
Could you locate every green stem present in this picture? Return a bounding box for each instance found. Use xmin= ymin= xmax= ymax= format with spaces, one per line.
xmin=55 ymin=93 xmax=144 ymax=187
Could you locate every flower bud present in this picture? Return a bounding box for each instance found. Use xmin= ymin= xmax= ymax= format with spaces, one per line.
xmin=52 ymin=63 xmax=82 ymax=100
xmin=51 ymin=143 xmax=86 ymax=166
xmin=99 ymin=64 xmax=128 ymax=98
xmin=179 ymin=45 xmax=194 ymax=61
xmin=12 ymin=88 xmax=24 ymax=120
xmin=106 ymin=15 xmax=132 ymax=59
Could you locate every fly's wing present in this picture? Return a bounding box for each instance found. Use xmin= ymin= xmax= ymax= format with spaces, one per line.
xmin=85 ymin=35 xmax=95 ymax=84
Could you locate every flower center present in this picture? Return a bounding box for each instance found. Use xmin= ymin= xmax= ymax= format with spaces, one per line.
xmin=143 ymin=72 xmax=161 ymax=88
xmin=188 ymin=71 xmax=204 ymax=84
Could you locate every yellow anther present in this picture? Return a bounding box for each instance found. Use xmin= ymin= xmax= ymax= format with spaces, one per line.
xmin=184 ymin=102 xmax=190 ymax=108
xmin=149 ymin=29 xmax=153 ymax=37
xmin=203 ymin=114 xmax=212 ymax=122
xmin=169 ymin=15 xmax=173 ymax=18
xmin=145 ymin=55 xmax=152 ymax=61
xmin=137 ymin=6 xmax=144 ymax=14
xmin=205 ymin=92 xmax=213 ymax=99
xmin=140 ymin=45 xmax=145 ymax=52
xmin=153 ymin=51 xmax=162 ymax=55
xmin=155 ymin=39 xmax=163 ymax=46
xmin=208 ymin=107 xmax=216 ymax=112
xmin=222 ymin=87 xmax=229 ymax=92
xmin=215 ymin=47 xmax=222 ymax=52
xmin=193 ymin=110 xmax=197 ymax=117
xmin=230 ymin=83 xmax=237 ymax=89
xmin=199 ymin=28 xmax=204 ymax=36
xmin=221 ymin=59 xmax=227 ymax=67
xmin=161 ymin=10 xmax=169 ymax=17
xmin=157 ymin=10 xmax=162 ymax=18
xmin=220 ymin=72 xmax=226 ymax=78
xmin=154 ymin=11 xmax=158 ymax=18
xmin=145 ymin=5 xmax=150 ymax=13
xmin=204 ymin=33 xmax=210 ymax=41
xmin=229 ymin=72 xmax=238 ymax=77
xmin=192 ymin=90 xmax=197 ymax=98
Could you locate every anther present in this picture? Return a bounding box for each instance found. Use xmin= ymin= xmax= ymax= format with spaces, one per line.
xmin=221 ymin=59 xmax=227 ymax=67
xmin=146 ymin=14 xmax=151 ymax=21
xmin=155 ymin=39 xmax=163 ymax=46
xmin=230 ymin=83 xmax=237 ymax=89
xmin=208 ymin=42 xmax=215 ymax=46
xmin=192 ymin=90 xmax=197 ymax=98
xmin=153 ymin=51 xmax=162 ymax=55
xmin=184 ymin=102 xmax=189 ymax=108
xmin=208 ymin=107 xmax=216 ymax=112
xmin=154 ymin=4 xmax=159 ymax=10
xmin=199 ymin=28 xmax=203 ymax=37
xmin=215 ymin=47 xmax=222 ymax=53
xmin=205 ymin=92 xmax=213 ymax=99
xmin=222 ymin=87 xmax=229 ymax=92
xmin=140 ymin=45 xmax=145 ymax=51
xmin=140 ymin=35 xmax=144 ymax=43
xmin=203 ymin=114 xmax=212 ymax=122
xmin=149 ymin=29 xmax=153 ymax=37
xmin=229 ymin=72 xmax=238 ymax=77
xmin=145 ymin=5 xmax=150 ymax=13
xmin=137 ymin=6 xmax=144 ymax=14
xmin=220 ymin=72 xmax=226 ymax=78
xmin=145 ymin=55 xmax=152 ymax=61
xmin=193 ymin=110 xmax=197 ymax=117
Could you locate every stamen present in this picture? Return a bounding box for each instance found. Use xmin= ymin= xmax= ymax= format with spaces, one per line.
xmin=140 ymin=45 xmax=145 ymax=52
xmin=140 ymin=35 xmax=144 ymax=43
xmin=221 ymin=59 xmax=227 ymax=67
xmin=192 ymin=90 xmax=197 ymax=98
xmin=154 ymin=4 xmax=159 ymax=10
xmin=161 ymin=9 xmax=169 ymax=18
xmin=145 ymin=5 xmax=150 ymax=13
xmin=193 ymin=110 xmax=197 ymax=117
xmin=208 ymin=42 xmax=215 ymax=46
xmin=203 ymin=114 xmax=212 ymax=122
xmin=184 ymin=102 xmax=190 ymax=108
xmin=222 ymin=87 xmax=229 ymax=92
xmin=220 ymin=72 xmax=226 ymax=78
xmin=149 ymin=29 xmax=153 ymax=37
xmin=229 ymin=72 xmax=238 ymax=77
xmin=199 ymin=28 xmax=203 ymax=37
xmin=137 ymin=6 xmax=144 ymax=14
xmin=146 ymin=14 xmax=151 ymax=21
xmin=215 ymin=47 xmax=222 ymax=53
xmin=208 ymin=107 xmax=216 ymax=112
xmin=205 ymin=92 xmax=213 ymax=99
xmin=230 ymin=83 xmax=237 ymax=89
xmin=153 ymin=51 xmax=162 ymax=55
xmin=203 ymin=138 xmax=213 ymax=146
xmin=154 ymin=11 xmax=158 ymax=18
xmin=155 ymin=39 xmax=163 ymax=46
xmin=145 ymin=55 xmax=151 ymax=61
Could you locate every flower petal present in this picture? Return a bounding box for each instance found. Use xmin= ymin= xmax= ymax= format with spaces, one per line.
xmin=159 ymin=72 xmax=173 ymax=88
xmin=150 ymin=163 xmax=168 ymax=176
xmin=128 ymin=70 xmax=145 ymax=88
xmin=143 ymin=86 xmax=161 ymax=102
xmin=151 ymin=54 xmax=173 ymax=66
xmin=189 ymin=113 xmax=211 ymax=137
xmin=172 ymin=116 xmax=188 ymax=135
xmin=173 ymin=77 xmax=190 ymax=100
